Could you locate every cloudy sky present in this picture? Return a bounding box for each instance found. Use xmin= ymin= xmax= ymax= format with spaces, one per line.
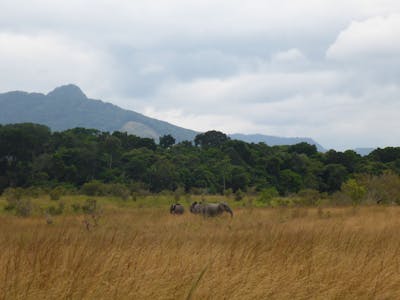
xmin=1 ymin=0 xmax=400 ymax=150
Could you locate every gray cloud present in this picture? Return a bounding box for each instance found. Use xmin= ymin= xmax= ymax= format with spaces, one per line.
xmin=1 ymin=0 xmax=400 ymax=150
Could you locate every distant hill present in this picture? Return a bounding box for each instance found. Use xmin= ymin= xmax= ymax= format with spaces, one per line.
xmin=230 ymin=133 xmax=326 ymax=152
xmin=0 ymin=84 xmax=326 ymax=149
xmin=0 ymin=84 xmax=197 ymax=142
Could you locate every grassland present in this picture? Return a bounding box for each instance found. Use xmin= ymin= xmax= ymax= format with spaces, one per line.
xmin=1 ymin=196 xmax=400 ymax=299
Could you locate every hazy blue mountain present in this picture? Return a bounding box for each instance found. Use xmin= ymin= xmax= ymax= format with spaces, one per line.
xmin=0 ymin=84 xmax=326 ymax=149
xmin=230 ymin=133 xmax=326 ymax=152
xmin=0 ymin=84 xmax=198 ymax=142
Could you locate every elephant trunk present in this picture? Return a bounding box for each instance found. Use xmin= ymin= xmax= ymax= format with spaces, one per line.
xmin=227 ymin=208 xmax=233 ymax=217
xmin=224 ymin=205 xmax=233 ymax=217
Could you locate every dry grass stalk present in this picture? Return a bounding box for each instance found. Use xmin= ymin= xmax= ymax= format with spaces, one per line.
xmin=0 ymin=207 xmax=400 ymax=299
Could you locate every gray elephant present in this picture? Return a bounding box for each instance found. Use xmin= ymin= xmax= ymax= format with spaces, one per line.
xmin=170 ymin=203 xmax=184 ymax=214
xmin=189 ymin=201 xmax=203 ymax=214
xmin=201 ymin=202 xmax=233 ymax=217
xmin=190 ymin=201 xmax=233 ymax=217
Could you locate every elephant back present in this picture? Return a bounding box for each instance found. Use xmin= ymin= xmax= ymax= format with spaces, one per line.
xmin=170 ymin=203 xmax=184 ymax=214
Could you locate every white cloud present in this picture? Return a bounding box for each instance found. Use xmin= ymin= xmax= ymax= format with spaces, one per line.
xmin=0 ymin=32 xmax=115 ymax=97
xmin=149 ymin=70 xmax=347 ymax=112
xmin=272 ymin=48 xmax=306 ymax=63
xmin=327 ymin=14 xmax=400 ymax=61
xmin=139 ymin=64 xmax=165 ymax=75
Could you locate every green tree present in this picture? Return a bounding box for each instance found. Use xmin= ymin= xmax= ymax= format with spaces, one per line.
xmin=194 ymin=130 xmax=229 ymax=148
xmin=149 ymin=159 xmax=179 ymax=192
xmin=229 ymin=166 xmax=250 ymax=192
xmin=159 ymin=134 xmax=176 ymax=148
xmin=288 ymin=142 xmax=317 ymax=156
xmin=101 ymin=135 xmax=122 ymax=169
xmin=341 ymin=179 xmax=366 ymax=206
xmin=278 ymin=169 xmax=302 ymax=195
xmin=321 ymin=164 xmax=348 ymax=193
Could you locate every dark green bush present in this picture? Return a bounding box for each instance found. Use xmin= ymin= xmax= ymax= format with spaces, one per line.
xmin=81 ymin=180 xmax=106 ymax=196
xmin=47 ymin=202 xmax=65 ymax=215
xmin=257 ymin=187 xmax=279 ymax=205
xmin=49 ymin=186 xmax=64 ymax=200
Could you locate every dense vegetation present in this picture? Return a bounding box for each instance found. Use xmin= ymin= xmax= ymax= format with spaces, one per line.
xmin=1 ymin=123 xmax=400 ymax=203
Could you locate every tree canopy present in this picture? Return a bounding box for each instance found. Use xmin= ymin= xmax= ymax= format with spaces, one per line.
xmin=0 ymin=124 xmax=398 ymax=195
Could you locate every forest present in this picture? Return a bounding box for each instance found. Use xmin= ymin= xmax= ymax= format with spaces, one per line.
xmin=1 ymin=122 xmax=400 ymax=205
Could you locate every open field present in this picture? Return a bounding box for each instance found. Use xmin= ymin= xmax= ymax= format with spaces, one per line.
xmin=1 ymin=202 xmax=400 ymax=299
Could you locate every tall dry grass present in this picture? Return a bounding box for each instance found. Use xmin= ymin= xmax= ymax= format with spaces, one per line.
xmin=1 ymin=206 xmax=400 ymax=299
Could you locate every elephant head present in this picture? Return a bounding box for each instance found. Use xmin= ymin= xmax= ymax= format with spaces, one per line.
xmin=217 ymin=202 xmax=233 ymax=217
xmin=170 ymin=203 xmax=184 ymax=214
xmin=190 ymin=201 xmax=202 ymax=214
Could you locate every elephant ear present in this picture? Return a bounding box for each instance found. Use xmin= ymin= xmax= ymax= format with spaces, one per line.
xmin=219 ymin=203 xmax=227 ymax=209
xmin=218 ymin=203 xmax=226 ymax=212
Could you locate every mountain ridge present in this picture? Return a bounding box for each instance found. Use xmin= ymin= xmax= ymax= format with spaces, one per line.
xmin=0 ymin=84 xmax=325 ymax=149
xmin=230 ymin=133 xmax=326 ymax=152
xmin=0 ymin=84 xmax=198 ymax=142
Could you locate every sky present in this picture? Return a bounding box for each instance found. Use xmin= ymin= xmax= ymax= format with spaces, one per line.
xmin=1 ymin=0 xmax=400 ymax=150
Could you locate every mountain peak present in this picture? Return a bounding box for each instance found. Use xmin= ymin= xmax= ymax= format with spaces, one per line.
xmin=47 ymin=84 xmax=87 ymax=99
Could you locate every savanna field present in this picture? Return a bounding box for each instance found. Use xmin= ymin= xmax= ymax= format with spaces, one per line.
xmin=1 ymin=196 xmax=400 ymax=300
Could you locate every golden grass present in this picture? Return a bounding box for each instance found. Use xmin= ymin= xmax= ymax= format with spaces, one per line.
xmin=1 ymin=206 xmax=400 ymax=299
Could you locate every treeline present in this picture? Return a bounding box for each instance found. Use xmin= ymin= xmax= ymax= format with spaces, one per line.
xmin=1 ymin=123 xmax=400 ymax=198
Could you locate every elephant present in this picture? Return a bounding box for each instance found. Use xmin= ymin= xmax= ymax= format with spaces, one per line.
xmin=201 ymin=202 xmax=233 ymax=217
xmin=190 ymin=201 xmax=203 ymax=214
xmin=190 ymin=201 xmax=233 ymax=217
xmin=170 ymin=203 xmax=184 ymax=214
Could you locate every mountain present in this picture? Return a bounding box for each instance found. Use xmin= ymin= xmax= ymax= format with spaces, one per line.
xmin=0 ymin=84 xmax=325 ymax=149
xmin=230 ymin=133 xmax=326 ymax=152
xmin=0 ymin=84 xmax=197 ymax=142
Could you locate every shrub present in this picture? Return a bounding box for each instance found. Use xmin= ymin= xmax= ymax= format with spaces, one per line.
xmin=234 ymin=189 xmax=244 ymax=201
xmin=107 ymin=183 xmax=130 ymax=200
xmin=71 ymin=203 xmax=81 ymax=213
xmin=257 ymin=187 xmax=279 ymax=205
xmin=296 ymin=189 xmax=321 ymax=206
xmin=190 ymin=187 xmax=206 ymax=195
xmin=26 ymin=186 xmax=46 ymax=198
xmin=3 ymin=187 xmax=24 ymax=210
xmin=357 ymin=172 xmax=400 ymax=204
xmin=270 ymin=197 xmax=293 ymax=207
xmin=341 ymin=179 xmax=366 ymax=206
xmin=174 ymin=187 xmax=185 ymax=202
xmin=15 ymin=199 xmax=32 ymax=217
xmin=47 ymin=202 xmax=65 ymax=215
xmin=82 ymin=199 xmax=98 ymax=215
xmin=224 ymin=188 xmax=233 ymax=198
xmin=329 ymin=191 xmax=352 ymax=206
xmin=81 ymin=180 xmax=106 ymax=196
xmin=49 ymin=186 xmax=64 ymax=201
